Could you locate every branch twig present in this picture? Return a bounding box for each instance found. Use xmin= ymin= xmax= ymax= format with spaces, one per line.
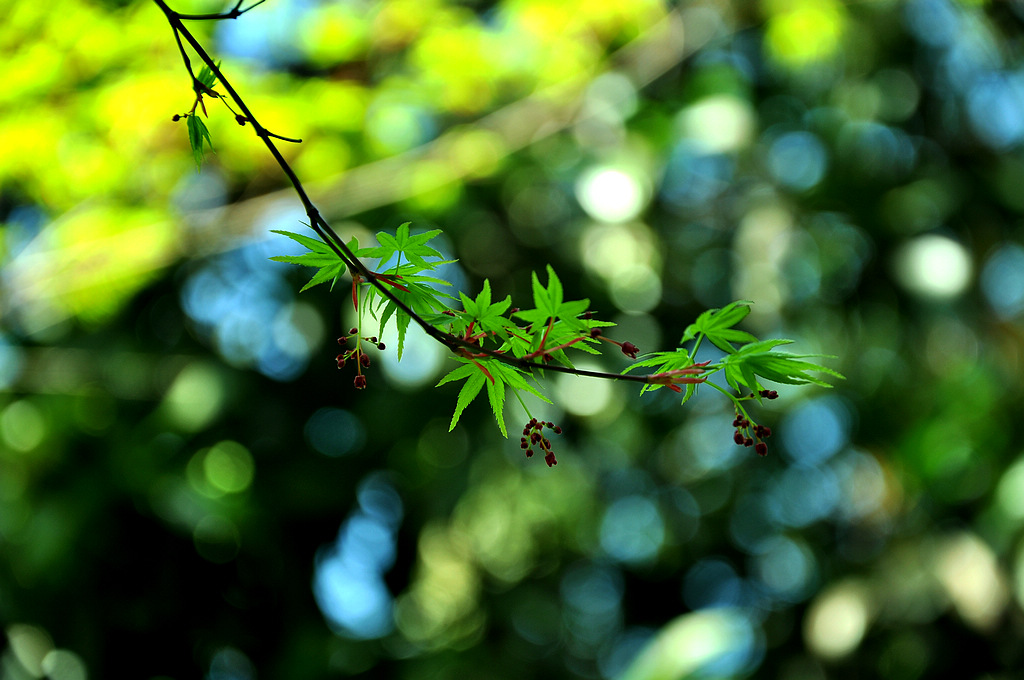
xmin=153 ymin=0 xmax=682 ymax=388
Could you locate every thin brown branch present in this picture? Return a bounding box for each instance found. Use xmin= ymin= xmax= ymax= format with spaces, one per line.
xmin=174 ymin=0 xmax=267 ymax=20
xmin=154 ymin=0 xmax=687 ymax=387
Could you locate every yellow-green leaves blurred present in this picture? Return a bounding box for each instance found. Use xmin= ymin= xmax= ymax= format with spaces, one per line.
xmin=762 ymin=0 xmax=848 ymax=69
xmin=6 ymin=205 xmax=177 ymax=328
xmin=1 ymin=0 xmax=678 ymax=330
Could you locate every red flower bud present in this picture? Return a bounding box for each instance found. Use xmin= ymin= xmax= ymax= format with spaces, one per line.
xmin=755 ymin=442 xmax=768 ymax=456
xmin=353 ymin=374 xmax=367 ymax=389
xmin=621 ymin=341 xmax=639 ymax=359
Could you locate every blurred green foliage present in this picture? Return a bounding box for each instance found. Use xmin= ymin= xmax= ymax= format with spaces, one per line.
xmin=3 ymin=0 xmax=1024 ymax=678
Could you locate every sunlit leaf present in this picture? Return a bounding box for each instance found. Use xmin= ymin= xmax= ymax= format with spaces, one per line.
xmin=186 ymin=114 xmax=214 ymax=170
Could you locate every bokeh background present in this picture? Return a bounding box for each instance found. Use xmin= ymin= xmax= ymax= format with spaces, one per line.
xmin=3 ymin=0 xmax=1024 ymax=677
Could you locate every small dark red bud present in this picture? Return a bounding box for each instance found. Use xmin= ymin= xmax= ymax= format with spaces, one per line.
xmin=525 ymin=449 xmax=534 ymax=457
xmin=337 ymin=336 xmax=348 ymax=345
xmin=235 ymin=114 xmax=247 ymax=125
xmin=521 ymin=441 xmax=529 ymax=449
xmin=621 ymin=341 xmax=639 ymax=359
xmin=360 ymin=353 xmax=371 ymax=368
xmin=443 ymin=310 xmax=456 ymax=316
xmin=531 ymin=432 xmax=541 ymax=444
xmin=523 ymin=429 xmax=530 ymax=436
xmin=377 ymin=342 xmax=386 ymax=350
xmin=172 ymin=114 xmax=181 ymax=122
xmin=553 ymin=426 xmax=562 ymax=435
xmin=545 ymin=452 xmax=557 ymax=467
xmin=744 ymin=437 xmax=754 ymax=447
xmin=755 ymin=442 xmax=768 ymax=456
xmin=584 ymin=311 xmax=593 ymax=320
xmin=590 ymin=328 xmax=602 ymax=338
xmin=369 ymin=337 xmax=378 ymax=343
xmin=353 ymin=374 xmax=367 ymax=389
xmin=509 ymin=308 xmax=520 ymax=314
xmin=349 ymin=327 xmax=359 ymax=335
xmin=761 ymin=426 xmax=772 ymax=437
xmin=734 ymin=431 xmax=746 ymax=445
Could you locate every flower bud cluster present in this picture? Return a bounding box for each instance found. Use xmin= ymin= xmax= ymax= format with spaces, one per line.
xmin=732 ymin=413 xmax=772 ymax=456
xmin=335 ymin=327 xmax=386 ymax=389
xmin=520 ymin=418 xmax=561 ymax=467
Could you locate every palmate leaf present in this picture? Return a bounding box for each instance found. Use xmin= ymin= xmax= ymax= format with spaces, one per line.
xmin=680 ymin=300 xmax=757 ymax=353
xmin=437 ymin=358 xmax=551 ymax=436
xmin=458 ymin=279 xmax=516 ymax=342
xmin=371 ymin=274 xmax=454 ymax=359
xmin=722 ymin=339 xmax=844 ymax=394
xmin=269 ymin=229 xmax=348 ymax=291
xmin=443 ymin=366 xmax=487 ymax=433
xmin=515 ymin=266 xmax=588 ymax=328
xmin=187 ymin=115 xmax=214 ymax=170
xmin=357 ymin=222 xmax=445 ymax=270
xmin=197 ymin=62 xmax=219 ymax=90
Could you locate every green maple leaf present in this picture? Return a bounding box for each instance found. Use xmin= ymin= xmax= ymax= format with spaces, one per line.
xmin=680 ymin=300 xmax=758 ymax=353
xmin=514 ymin=266 xmax=592 ymax=347
xmin=269 ymin=229 xmax=349 ymax=291
xmin=437 ymin=358 xmax=550 ymax=436
xmin=197 ymin=62 xmax=219 ymax=91
xmin=187 ymin=115 xmax=214 ymax=170
xmin=458 ymin=279 xmax=516 ymax=342
xmin=722 ymin=340 xmax=844 ymax=395
xmin=357 ymin=222 xmax=445 ymax=270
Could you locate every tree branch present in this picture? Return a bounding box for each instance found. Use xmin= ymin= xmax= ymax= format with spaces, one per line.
xmin=153 ymin=0 xmax=694 ymax=387
xmin=173 ymin=0 xmax=267 ymax=20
